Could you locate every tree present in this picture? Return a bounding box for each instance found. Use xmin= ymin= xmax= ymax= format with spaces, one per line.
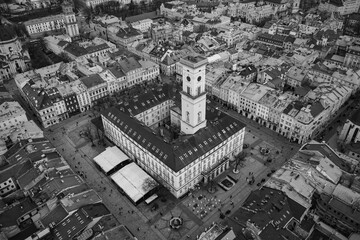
xmin=79 ymin=124 xmax=95 ymax=147
xmin=208 ymin=179 xmax=216 ymax=193
xmin=142 ymin=177 xmax=158 ymax=192
xmin=128 ymin=0 xmax=136 ymax=14
xmin=233 ymin=151 xmax=247 ymax=173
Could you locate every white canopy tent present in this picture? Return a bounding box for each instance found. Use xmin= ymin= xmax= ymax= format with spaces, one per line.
xmin=110 ymin=162 xmax=158 ymax=203
xmin=93 ymin=146 xmax=130 ymax=174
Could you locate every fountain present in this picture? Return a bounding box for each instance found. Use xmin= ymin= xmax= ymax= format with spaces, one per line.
xmin=169 ymin=216 xmax=183 ymax=229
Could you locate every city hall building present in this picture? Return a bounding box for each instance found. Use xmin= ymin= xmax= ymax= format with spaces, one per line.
xmin=101 ymin=56 xmax=246 ymax=198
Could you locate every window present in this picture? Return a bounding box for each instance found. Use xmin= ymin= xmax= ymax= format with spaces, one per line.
xmin=197 ymin=86 xmax=201 ymax=95
xmin=186 ymin=111 xmax=190 ymax=123
xmin=187 ymin=87 xmax=190 ymax=95
xmin=198 ymin=111 xmax=202 ymax=123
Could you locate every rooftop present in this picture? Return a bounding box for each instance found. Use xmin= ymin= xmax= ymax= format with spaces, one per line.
xmin=300 ymin=141 xmax=351 ymax=172
xmin=349 ymin=109 xmax=360 ymax=126
xmin=117 ymin=84 xmax=173 ymax=116
xmin=53 ymin=208 xmax=91 ymax=240
xmin=60 ymin=189 xmax=102 ymax=213
xmin=0 ymin=197 xmax=37 ymax=227
xmin=234 ymin=187 xmax=307 ymax=233
xmin=93 ymin=225 xmax=135 ymax=240
xmin=102 ymin=106 xmax=245 ymax=172
xmin=180 ymin=55 xmax=208 ymax=69
xmin=118 ymin=57 xmax=142 ymax=73
xmin=80 ymin=74 xmax=106 ymax=89
xmin=40 ymin=204 xmax=68 ymax=228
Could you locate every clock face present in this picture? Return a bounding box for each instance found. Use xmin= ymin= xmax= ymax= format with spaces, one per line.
xmin=187 ymin=76 xmax=191 ymax=82
xmin=197 ymin=76 xmax=201 ymax=82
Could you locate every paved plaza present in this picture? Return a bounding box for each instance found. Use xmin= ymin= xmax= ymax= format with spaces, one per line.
xmin=44 ymin=106 xmax=300 ymax=240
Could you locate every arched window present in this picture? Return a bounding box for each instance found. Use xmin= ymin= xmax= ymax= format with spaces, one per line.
xmin=198 ymin=111 xmax=201 ymax=123
xmin=186 ymin=111 xmax=190 ymax=123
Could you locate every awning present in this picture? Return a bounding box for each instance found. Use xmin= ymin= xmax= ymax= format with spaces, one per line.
xmin=145 ymin=194 xmax=158 ymax=204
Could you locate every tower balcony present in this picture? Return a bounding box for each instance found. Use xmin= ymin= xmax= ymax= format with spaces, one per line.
xmin=180 ymin=90 xmax=206 ymax=100
xmin=180 ymin=55 xmax=208 ymax=69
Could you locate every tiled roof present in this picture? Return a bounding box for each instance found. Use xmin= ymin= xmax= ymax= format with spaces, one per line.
xmin=108 ymin=66 xmax=126 ymax=79
xmin=310 ymin=101 xmax=324 ymax=118
xmin=349 ymin=109 xmax=360 ymax=125
xmin=58 ymin=40 xmax=69 ymax=47
xmin=22 ymin=83 xmax=54 ymax=110
xmin=102 ymin=107 xmax=245 ymax=172
xmin=117 ymin=85 xmax=172 ymax=116
xmin=300 ymin=142 xmax=351 ymax=172
xmin=86 ymin=43 xmax=110 ymax=54
xmin=0 ymin=198 xmax=37 ymax=227
xmin=40 ymin=205 xmax=68 ymax=227
xmin=80 ymin=74 xmax=106 ymax=89
xmin=118 ymin=57 xmax=142 ymax=73
xmin=234 ymin=187 xmax=307 ymax=237
xmin=125 ymin=11 xmax=158 ymax=23
xmin=0 ymin=160 xmax=33 ymax=183
xmin=116 ymin=27 xmax=142 ymax=39
xmin=53 ymin=208 xmax=91 ymax=240
xmin=63 ymin=43 xmax=87 ymax=57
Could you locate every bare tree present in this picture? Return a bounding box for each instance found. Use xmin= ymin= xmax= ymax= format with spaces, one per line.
xmin=233 ymin=151 xmax=247 ymax=173
xmin=142 ymin=177 xmax=158 ymax=192
xmin=79 ymin=124 xmax=95 ymax=147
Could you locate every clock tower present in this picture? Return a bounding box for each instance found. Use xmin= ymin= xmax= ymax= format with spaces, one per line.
xmin=180 ymin=55 xmax=208 ymax=135
xmin=62 ymin=1 xmax=79 ymax=38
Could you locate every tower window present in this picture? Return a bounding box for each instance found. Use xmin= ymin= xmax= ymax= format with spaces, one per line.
xmin=187 ymin=87 xmax=191 ymax=95
xmin=186 ymin=111 xmax=190 ymax=123
xmin=197 ymin=87 xmax=201 ymax=95
xmin=198 ymin=111 xmax=202 ymax=123
xmin=186 ymin=76 xmax=191 ymax=82
xmin=197 ymin=76 xmax=201 ymax=81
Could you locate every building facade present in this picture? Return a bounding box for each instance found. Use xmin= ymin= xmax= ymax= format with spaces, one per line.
xmin=0 ymin=26 xmax=31 ymax=82
xmin=101 ymin=56 xmax=246 ymax=198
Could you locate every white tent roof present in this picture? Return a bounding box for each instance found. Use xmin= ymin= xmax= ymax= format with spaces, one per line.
xmin=93 ymin=146 xmax=129 ymax=173
xmin=110 ymin=162 xmax=158 ymax=203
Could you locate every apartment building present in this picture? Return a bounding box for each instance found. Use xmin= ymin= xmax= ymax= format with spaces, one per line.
xmin=238 ymin=83 xmax=273 ymax=121
xmin=21 ymin=84 xmax=59 ymax=128
xmin=0 ymin=101 xmax=28 ymax=141
xmin=118 ymin=57 xmax=144 ymax=87
xmin=339 ymin=110 xmax=360 ymax=144
xmin=308 ymin=63 xmax=360 ymax=94
xmin=139 ymin=60 xmax=160 ymax=82
xmin=80 ymin=74 xmax=108 ymax=105
xmin=319 ymin=0 xmax=360 ymax=16
xmin=344 ymin=45 xmax=360 ymax=69
xmin=71 ymin=79 xmax=92 ymax=112
xmin=131 ymin=19 xmax=153 ymax=33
